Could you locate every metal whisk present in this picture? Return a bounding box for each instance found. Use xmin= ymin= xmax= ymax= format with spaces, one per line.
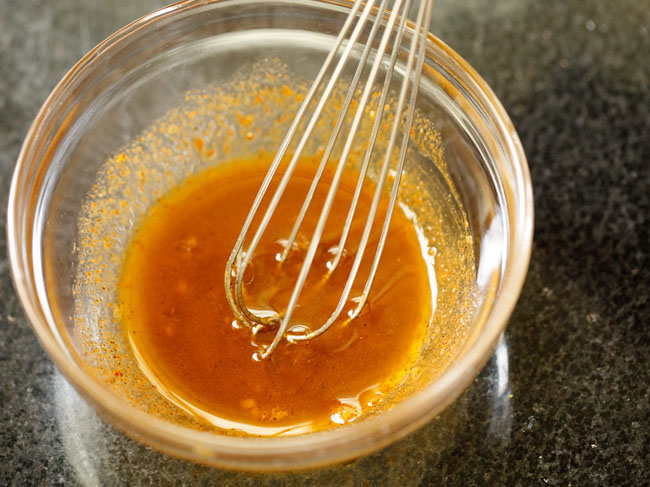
xmin=225 ymin=0 xmax=434 ymax=359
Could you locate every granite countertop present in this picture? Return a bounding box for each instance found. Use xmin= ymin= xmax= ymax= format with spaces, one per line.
xmin=1 ymin=1 xmax=648 ymax=485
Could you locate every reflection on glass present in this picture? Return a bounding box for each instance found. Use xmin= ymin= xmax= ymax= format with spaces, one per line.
xmin=487 ymin=333 xmax=513 ymax=442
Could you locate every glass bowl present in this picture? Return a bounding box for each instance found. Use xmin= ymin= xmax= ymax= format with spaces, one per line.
xmin=7 ymin=0 xmax=533 ymax=471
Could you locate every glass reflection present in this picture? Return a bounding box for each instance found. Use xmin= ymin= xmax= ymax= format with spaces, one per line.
xmin=487 ymin=334 xmax=513 ymax=442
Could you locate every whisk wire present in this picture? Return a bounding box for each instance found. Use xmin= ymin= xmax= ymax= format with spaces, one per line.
xmin=284 ymin=0 xmax=414 ymax=343
xmin=224 ymin=0 xmax=370 ymax=328
xmin=262 ymin=0 xmax=413 ymax=355
xmin=351 ymin=0 xmax=434 ymax=321
xmin=325 ymin=0 xmax=413 ymax=274
xmin=229 ymin=0 xmax=380 ymax=329
xmin=288 ymin=0 xmax=433 ymax=344
xmin=225 ymin=0 xmax=434 ymax=359
xmin=278 ymin=0 xmax=393 ymax=263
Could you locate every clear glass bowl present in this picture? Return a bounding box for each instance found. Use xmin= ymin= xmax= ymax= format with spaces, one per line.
xmin=7 ymin=0 xmax=533 ymax=471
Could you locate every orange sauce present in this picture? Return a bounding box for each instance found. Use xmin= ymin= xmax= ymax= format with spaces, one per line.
xmin=119 ymin=155 xmax=433 ymax=435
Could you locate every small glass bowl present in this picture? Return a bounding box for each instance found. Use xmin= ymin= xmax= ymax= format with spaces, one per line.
xmin=7 ymin=0 xmax=533 ymax=471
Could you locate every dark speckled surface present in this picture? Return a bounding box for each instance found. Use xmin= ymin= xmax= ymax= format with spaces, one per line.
xmin=1 ymin=1 xmax=649 ymax=485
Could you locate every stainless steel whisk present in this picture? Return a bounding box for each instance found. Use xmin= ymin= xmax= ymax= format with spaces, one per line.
xmin=225 ymin=0 xmax=434 ymax=359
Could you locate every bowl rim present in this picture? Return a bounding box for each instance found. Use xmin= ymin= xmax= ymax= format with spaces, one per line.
xmin=7 ymin=0 xmax=533 ymax=470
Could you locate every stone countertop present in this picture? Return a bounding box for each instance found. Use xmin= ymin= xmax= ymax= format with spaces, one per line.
xmin=1 ymin=1 xmax=648 ymax=485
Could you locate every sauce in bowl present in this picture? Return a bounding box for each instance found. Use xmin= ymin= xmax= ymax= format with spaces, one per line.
xmin=120 ymin=155 xmax=433 ymax=435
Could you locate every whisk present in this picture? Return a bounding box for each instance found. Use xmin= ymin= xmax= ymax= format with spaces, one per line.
xmin=225 ymin=0 xmax=434 ymax=359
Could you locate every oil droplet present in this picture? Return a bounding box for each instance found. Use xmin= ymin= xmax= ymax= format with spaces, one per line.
xmin=240 ymin=398 xmax=256 ymax=410
xmin=330 ymin=405 xmax=360 ymax=425
xmin=288 ymin=324 xmax=311 ymax=337
xmin=179 ymin=236 xmax=198 ymax=252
